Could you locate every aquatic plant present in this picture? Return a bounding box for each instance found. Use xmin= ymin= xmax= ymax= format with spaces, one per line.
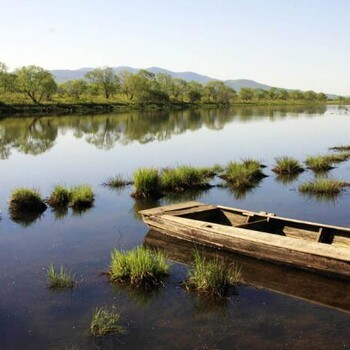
xmin=70 ymin=185 xmax=94 ymax=208
xmin=305 ymin=155 xmax=334 ymax=172
xmin=47 ymin=264 xmax=76 ymax=289
xmin=9 ymin=188 xmax=47 ymax=213
xmin=90 ymin=306 xmax=124 ymax=336
xmin=329 ymin=145 xmax=350 ymax=152
xmin=161 ymin=166 xmax=211 ymax=192
xmin=184 ymin=251 xmax=241 ymax=297
xmin=222 ymin=161 xmax=266 ymax=189
xmin=109 ymin=246 xmax=169 ymax=288
xmin=324 ymin=152 xmax=350 ymax=163
xmin=102 ymin=174 xmax=132 ymax=188
xmin=299 ymin=179 xmax=348 ymax=195
xmin=47 ymin=185 xmax=71 ymax=207
xmin=272 ymin=156 xmax=304 ymax=175
xmin=131 ymin=168 xmax=162 ymax=199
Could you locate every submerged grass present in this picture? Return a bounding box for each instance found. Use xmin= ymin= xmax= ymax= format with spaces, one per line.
xmin=90 ymin=306 xmax=125 ymax=336
xmin=102 ymin=175 xmax=132 ymax=188
xmin=131 ymin=168 xmax=162 ymax=199
xmin=272 ymin=156 xmax=304 ymax=175
xmin=222 ymin=160 xmax=266 ymax=189
xmin=47 ymin=264 xmax=76 ymax=289
xmin=184 ymin=251 xmax=241 ymax=298
xmin=47 ymin=185 xmax=71 ymax=207
xmin=161 ymin=166 xmax=211 ymax=192
xmin=9 ymin=188 xmax=47 ymax=213
xmin=70 ymin=185 xmax=94 ymax=208
xmin=299 ymin=179 xmax=348 ymax=195
xmin=109 ymin=246 xmax=169 ymax=288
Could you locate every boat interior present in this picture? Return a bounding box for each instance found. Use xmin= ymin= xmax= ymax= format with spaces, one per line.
xmin=176 ymin=206 xmax=350 ymax=248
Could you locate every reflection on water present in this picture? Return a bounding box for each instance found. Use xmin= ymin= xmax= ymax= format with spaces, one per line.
xmin=0 ymin=105 xmax=327 ymax=159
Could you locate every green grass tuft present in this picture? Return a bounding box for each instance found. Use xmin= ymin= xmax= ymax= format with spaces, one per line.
xmin=184 ymin=251 xmax=241 ymax=297
xmin=329 ymin=145 xmax=350 ymax=152
xmin=299 ymin=179 xmax=348 ymax=195
xmin=9 ymin=188 xmax=47 ymax=213
xmin=109 ymin=246 xmax=169 ymax=288
xmin=131 ymin=168 xmax=162 ymax=199
xmin=47 ymin=185 xmax=71 ymax=207
xmin=305 ymin=155 xmax=334 ymax=172
xmin=161 ymin=166 xmax=210 ymax=192
xmin=70 ymin=185 xmax=94 ymax=208
xmin=47 ymin=264 xmax=76 ymax=289
xmin=324 ymin=152 xmax=350 ymax=163
xmin=90 ymin=306 xmax=125 ymax=336
xmin=102 ymin=175 xmax=132 ymax=188
xmin=272 ymin=156 xmax=304 ymax=175
xmin=222 ymin=160 xmax=266 ymax=189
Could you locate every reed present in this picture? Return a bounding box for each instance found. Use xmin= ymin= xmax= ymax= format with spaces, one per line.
xmin=222 ymin=161 xmax=266 ymax=189
xmin=109 ymin=246 xmax=169 ymax=288
xmin=102 ymin=175 xmax=132 ymax=188
xmin=47 ymin=185 xmax=71 ymax=207
xmin=47 ymin=264 xmax=76 ymax=289
xmin=70 ymin=185 xmax=94 ymax=208
xmin=90 ymin=306 xmax=124 ymax=336
xmin=131 ymin=168 xmax=162 ymax=199
xmin=299 ymin=179 xmax=348 ymax=194
xmin=305 ymin=155 xmax=334 ymax=172
xmin=272 ymin=156 xmax=304 ymax=175
xmin=184 ymin=251 xmax=241 ymax=297
xmin=9 ymin=188 xmax=47 ymax=213
xmin=161 ymin=166 xmax=210 ymax=192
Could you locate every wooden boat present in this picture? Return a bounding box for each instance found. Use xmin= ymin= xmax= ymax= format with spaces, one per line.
xmin=145 ymin=230 xmax=350 ymax=313
xmin=139 ymin=201 xmax=350 ymax=278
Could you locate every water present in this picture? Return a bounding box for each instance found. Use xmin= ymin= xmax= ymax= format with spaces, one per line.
xmin=0 ymin=105 xmax=350 ymax=349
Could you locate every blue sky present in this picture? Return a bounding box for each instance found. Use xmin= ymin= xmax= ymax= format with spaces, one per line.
xmin=1 ymin=0 xmax=349 ymax=94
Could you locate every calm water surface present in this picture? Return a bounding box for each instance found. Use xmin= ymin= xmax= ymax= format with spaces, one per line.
xmin=0 ymin=105 xmax=350 ymax=349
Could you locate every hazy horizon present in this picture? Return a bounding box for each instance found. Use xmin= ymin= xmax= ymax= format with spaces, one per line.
xmin=1 ymin=0 xmax=350 ymax=95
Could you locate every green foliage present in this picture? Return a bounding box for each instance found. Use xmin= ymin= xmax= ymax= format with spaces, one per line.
xmin=161 ymin=166 xmax=210 ymax=192
xmin=102 ymin=175 xmax=132 ymax=188
xmin=132 ymin=168 xmax=161 ymax=199
xmin=90 ymin=306 xmax=124 ymax=336
xmin=305 ymin=155 xmax=334 ymax=172
xmin=47 ymin=185 xmax=71 ymax=207
xmin=299 ymin=179 xmax=348 ymax=194
xmin=222 ymin=160 xmax=266 ymax=189
xmin=109 ymin=246 xmax=169 ymax=288
xmin=47 ymin=264 xmax=76 ymax=289
xmin=272 ymin=156 xmax=304 ymax=174
xmin=70 ymin=185 xmax=95 ymax=208
xmin=184 ymin=251 xmax=241 ymax=297
xmin=85 ymin=67 xmax=119 ymax=99
xmin=9 ymin=188 xmax=47 ymax=213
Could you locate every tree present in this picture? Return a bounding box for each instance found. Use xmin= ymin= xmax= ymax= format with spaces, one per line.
xmin=239 ymin=88 xmax=254 ymax=102
xmin=186 ymin=81 xmax=203 ymax=103
xmin=304 ymin=90 xmax=317 ymax=100
xmin=15 ymin=65 xmax=57 ymax=104
xmin=85 ymin=67 xmax=119 ymax=99
xmin=60 ymin=79 xmax=88 ymax=100
xmin=316 ymin=92 xmax=327 ymax=101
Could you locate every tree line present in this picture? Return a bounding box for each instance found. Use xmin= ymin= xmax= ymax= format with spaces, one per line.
xmin=0 ymin=62 xmax=331 ymax=105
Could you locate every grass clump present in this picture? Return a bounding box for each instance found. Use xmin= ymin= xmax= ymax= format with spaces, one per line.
xmin=47 ymin=264 xmax=76 ymax=289
xmin=109 ymin=246 xmax=169 ymax=288
xmin=299 ymin=179 xmax=348 ymax=195
xmin=70 ymin=185 xmax=94 ymax=208
xmin=90 ymin=306 xmax=124 ymax=336
xmin=329 ymin=145 xmax=350 ymax=151
xmin=47 ymin=185 xmax=71 ymax=207
xmin=324 ymin=152 xmax=350 ymax=163
xmin=184 ymin=251 xmax=241 ymax=298
xmin=161 ymin=166 xmax=211 ymax=192
xmin=305 ymin=155 xmax=334 ymax=172
xmin=102 ymin=175 xmax=132 ymax=188
xmin=9 ymin=188 xmax=47 ymax=213
xmin=131 ymin=168 xmax=162 ymax=199
xmin=222 ymin=160 xmax=266 ymax=189
xmin=272 ymin=156 xmax=304 ymax=175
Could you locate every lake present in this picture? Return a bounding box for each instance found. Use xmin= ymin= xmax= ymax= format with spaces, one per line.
xmin=0 ymin=105 xmax=350 ymax=349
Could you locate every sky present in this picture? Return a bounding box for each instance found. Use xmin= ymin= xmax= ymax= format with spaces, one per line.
xmin=1 ymin=0 xmax=349 ymax=95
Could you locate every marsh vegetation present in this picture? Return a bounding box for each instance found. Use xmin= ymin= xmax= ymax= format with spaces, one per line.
xmin=90 ymin=306 xmax=124 ymax=336
xmin=47 ymin=264 xmax=76 ymax=289
xmin=272 ymin=157 xmax=304 ymax=175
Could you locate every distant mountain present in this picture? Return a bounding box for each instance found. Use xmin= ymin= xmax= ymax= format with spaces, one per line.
xmin=50 ymin=66 xmax=336 ymax=96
